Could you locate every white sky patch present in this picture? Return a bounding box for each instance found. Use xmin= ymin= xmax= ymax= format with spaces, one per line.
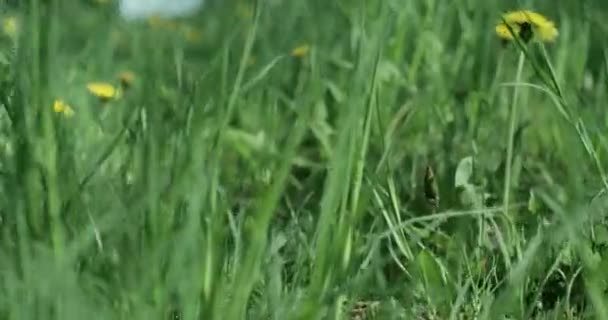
xmin=119 ymin=0 xmax=204 ymax=19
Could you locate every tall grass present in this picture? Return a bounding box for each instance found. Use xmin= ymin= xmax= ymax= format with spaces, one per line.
xmin=0 ymin=0 xmax=608 ymax=319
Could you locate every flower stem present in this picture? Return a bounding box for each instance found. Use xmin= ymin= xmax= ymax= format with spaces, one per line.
xmin=503 ymin=52 xmax=525 ymax=218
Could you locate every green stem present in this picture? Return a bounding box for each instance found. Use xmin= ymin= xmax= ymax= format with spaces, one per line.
xmin=503 ymin=52 xmax=525 ymax=225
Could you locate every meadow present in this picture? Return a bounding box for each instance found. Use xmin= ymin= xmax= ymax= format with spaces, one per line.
xmin=1 ymin=0 xmax=608 ymax=319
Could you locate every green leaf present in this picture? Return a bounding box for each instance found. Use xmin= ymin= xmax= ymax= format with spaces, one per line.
xmin=454 ymin=156 xmax=473 ymax=188
xmin=528 ymin=190 xmax=539 ymax=214
xmin=414 ymin=250 xmax=449 ymax=308
xmin=325 ymin=80 xmax=346 ymax=103
xmin=594 ymin=225 xmax=608 ymax=245
xmin=270 ymin=232 xmax=288 ymax=255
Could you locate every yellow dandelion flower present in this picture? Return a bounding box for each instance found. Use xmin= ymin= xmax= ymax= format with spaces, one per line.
xmin=53 ymin=100 xmax=75 ymax=117
xmin=2 ymin=16 xmax=18 ymax=38
xmin=496 ymin=10 xmax=558 ymax=43
xmin=119 ymin=71 xmax=135 ymax=88
xmin=87 ymin=82 xmax=119 ymax=102
xmin=291 ymin=44 xmax=310 ymax=58
xmin=182 ymin=27 xmax=203 ymax=44
xmin=148 ymin=15 xmax=179 ymax=31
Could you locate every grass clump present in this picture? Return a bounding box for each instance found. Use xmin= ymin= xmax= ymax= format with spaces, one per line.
xmin=1 ymin=0 xmax=608 ymax=319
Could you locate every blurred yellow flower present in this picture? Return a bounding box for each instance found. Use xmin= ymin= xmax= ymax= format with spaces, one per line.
xmin=182 ymin=26 xmax=203 ymax=44
xmin=2 ymin=16 xmax=18 ymax=38
xmin=236 ymin=2 xmax=254 ymax=20
xmin=291 ymin=44 xmax=310 ymax=58
xmin=119 ymin=71 xmax=135 ymax=88
xmin=87 ymin=82 xmax=119 ymax=101
xmin=148 ymin=15 xmax=179 ymax=30
xmin=53 ymin=100 xmax=75 ymax=117
xmin=495 ymin=10 xmax=557 ymax=43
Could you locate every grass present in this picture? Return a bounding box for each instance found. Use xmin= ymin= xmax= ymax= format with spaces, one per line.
xmin=1 ymin=0 xmax=608 ymax=319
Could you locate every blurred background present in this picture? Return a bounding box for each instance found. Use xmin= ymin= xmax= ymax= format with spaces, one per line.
xmin=118 ymin=0 xmax=204 ymax=19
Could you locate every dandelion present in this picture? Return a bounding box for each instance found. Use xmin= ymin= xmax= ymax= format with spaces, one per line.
xmin=291 ymin=44 xmax=310 ymax=58
xmin=2 ymin=16 xmax=18 ymax=38
xmin=495 ymin=10 xmax=558 ymax=43
xmin=147 ymin=15 xmax=179 ymax=30
xmin=495 ymin=10 xmax=557 ymax=218
xmin=87 ymin=82 xmax=119 ymax=102
xmin=53 ymin=99 xmax=75 ymax=117
xmin=182 ymin=26 xmax=202 ymax=44
xmin=119 ymin=71 xmax=135 ymax=88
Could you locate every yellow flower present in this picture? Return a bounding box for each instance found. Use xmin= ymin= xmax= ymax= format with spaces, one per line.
xmin=291 ymin=44 xmax=310 ymax=58
xmin=495 ymin=10 xmax=558 ymax=43
xmin=182 ymin=26 xmax=203 ymax=44
xmin=119 ymin=71 xmax=135 ymax=88
xmin=2 ymin=16 xmax=18 ymax=38
xmin=87 ymin=82 xmax=119 ymax=102
xmin=236 ymin=2 xmax=254 ymax=20
xmin=148 ymin=15 xmax=179 ymax=31
xmin=53 ymin=99 xmax=75 ymax=117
